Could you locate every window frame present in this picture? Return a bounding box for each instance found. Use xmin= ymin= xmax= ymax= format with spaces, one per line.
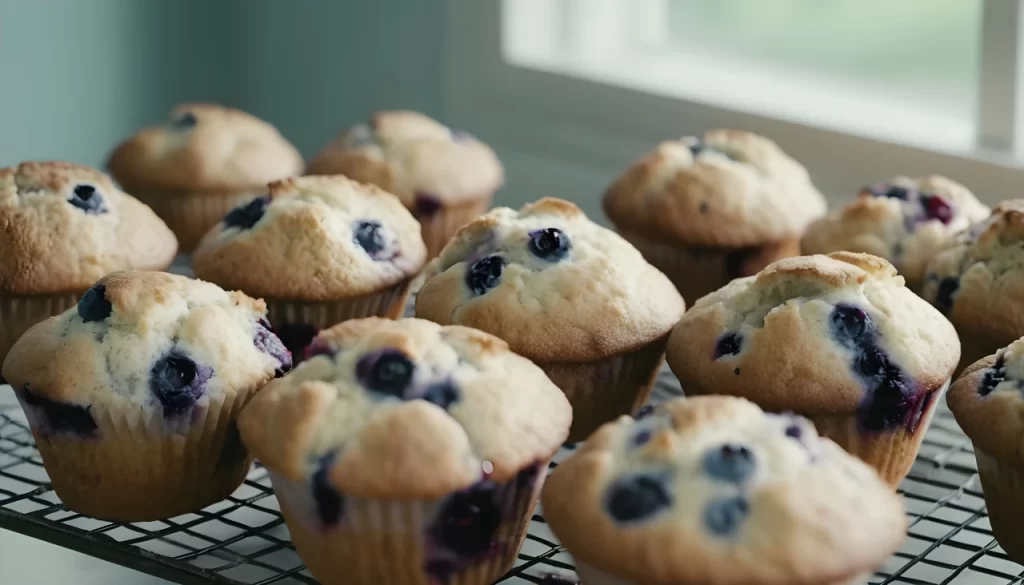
xmin=442 ymin=0 xmax=1024 ymax=207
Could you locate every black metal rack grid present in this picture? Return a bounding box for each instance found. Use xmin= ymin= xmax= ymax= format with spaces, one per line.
xmin=1 ymin=367 xmax=1022 ymax=585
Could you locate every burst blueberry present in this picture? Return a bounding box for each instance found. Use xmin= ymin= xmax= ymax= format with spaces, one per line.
xmin=311 ymin=454 xmax=344 ymax=527
xmin=68 ymin=184 xmax=108 ymax=214
xmin=714 ymin=332 xmax=743 ymax=358
xmin=829 ymin=304 xmax=871 ymax=347
xmin=19 ymin=385 xmax=97 ymax=437
xmin=429 ymin=481 xmax=502 ymax=557
xmin=703 ymin=444 xmax=756 ymax=483
xmin=223 ymin=195 xmax=270 ymax=230
xmin=357 ymin=349 xmax=415 ymax=397
xmin=704 ymin=496 xmax=749 ymax=536
xmin=353 ymin=220 xmax=388 ymax=258
xmin=77 ymin=284 xmax=112 ymax=322
xmin=421 ymin=380 xmax=460 ymax=410
xmin=979 ymin=357 xmax=1007 ymax=397
xmin=855 ymin=346 xmax=914 ymax=432
xmin=414 ymin=192 xmax=443 ymax=217
xmin=171 ymin=111 xmax=197 ymax=129
xmin=466 ymin=255 xmax=506 ymax=295
xmin=605 ymin=474 xmax=672 ymax=523
xmin=528 ymin=228 xmax=571 ymax=261
xmin=869 ymin=185 xmax=909 ymax=200
xmin=149 ymin=353 xmax=211 ymax=417
xmin=253 ymin=319 xmax=292 ymax=376
xmin=921 ymin=194 xmax=954 ymax=225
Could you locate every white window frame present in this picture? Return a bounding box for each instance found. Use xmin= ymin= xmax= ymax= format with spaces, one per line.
xmin=443 ymin=0 xmax=1024 ymax=209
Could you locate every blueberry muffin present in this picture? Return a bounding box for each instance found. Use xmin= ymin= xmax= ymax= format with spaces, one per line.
xmin=238 ymin=318 xmax=571 ymax=585
xmin=193 ymin=176 xmax=426 ymax=359
xmin=603 ymin=130 xmax=827 ymax=303
xmin=0 ymin=162 xmax=178 ymax=367
xmin=803 ymin=175 xmax=990 ymax=290
xmin=948 ymin=337 xmax=1024 ymax=562
xmin=666 ymin=252 xmax=959 ymax=487
xmin=1 ymin=271 xmax=291 ymax=521
xmin=922 ymin=199 xmax=1024 ymax=373
xmin=306 ymin=110 xmax=504 ymax=258
xmin=107 ymin=103 xmax=303 ymax=251
xmin=542 ymin=396 xmax=906 ymax=585
xmin=415 ymin=198 xmax=685 ymax=442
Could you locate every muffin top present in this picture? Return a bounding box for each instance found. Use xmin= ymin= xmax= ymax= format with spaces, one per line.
xmin=602 ymin=130 xmax=827 ymax=248
xmin=414 ymin=198 xmax=686 ymax=362
xmin=0 ymin=161 xmax=178 ymax=295
xmin=948 ymin=337 xmax=1024 ymax=463
xmin=106 ymin=103 xmax=303 ymax=193
xmin=238 ymin=318 xmax=572 ymax=499
xmin=666 ymin=252 xmax=959 ymax=431
xmin=802 ymin=176 xmax=989 ymax=286
xmin=192 ymin=176 xmax=427 ymax=300
xmin=305 ymin=110 xmax=504 ymax=211
xmin=542 ymin=396 xmax=905 ymax=585
xmin=2 ymin=271 xmax=291 ymax=436
xmin=922 ymin=199 xmax=1024 ymax=344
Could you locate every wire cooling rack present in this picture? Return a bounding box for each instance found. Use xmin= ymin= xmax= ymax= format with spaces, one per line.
xmin=1 ymin=369 xmax=1022 ymax=585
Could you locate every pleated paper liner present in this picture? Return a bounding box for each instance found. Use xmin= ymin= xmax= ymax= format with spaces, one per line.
xmin=415 ymin=195 xmax=492 ymax=259
xmin=130 ymin=187 xmax=262 ymax=253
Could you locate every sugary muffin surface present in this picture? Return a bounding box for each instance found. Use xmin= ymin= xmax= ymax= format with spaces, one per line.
xmin=803 ymin=175 xmax=989 ymax=286
xmin=305 ymin=110 xmax=504 ymax=210
xmin=106 ymin=103 xmax=303 ymax=192
xmin=414 ymin=198 xmax=685 ymax=362
xmin=193 ymin=175 xmax=426 ymax=300
xmin=0 ymin=161 xmax=178 ymax=294
xmin=542 ymin=396 xmax=906 ymax=585
xmin=667 ymin=252 xmax=959 ymax=431
xmin=2 ymin=271 xmax=291 ymax=436
xmin=603 ymin=130 xmax=827 ymax=247
xmin=238 ymin=318 xmax=572 ymax=499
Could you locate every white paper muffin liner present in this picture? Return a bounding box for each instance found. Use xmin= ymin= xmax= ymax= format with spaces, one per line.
xmin=16 ymin=383 xmax=260 ymax=522
xmin=0 ymin=292 xmax=81 ymax=368
xmin=269 ymin=461 xmax=547 ymax=585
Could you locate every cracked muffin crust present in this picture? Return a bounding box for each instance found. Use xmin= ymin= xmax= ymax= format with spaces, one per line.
xmin=803 ymin=175 xmax=989 ymax=289
xmin=415 ymin=198 xmax=685 ymax=442
xmin=542 ymin=396 xmax=906 ymax=585
xmin=106 ymin=103 xmax=303 ymax=251
xmin=306 ymin=110 xmax=505 ymax=257
xmin=238 ymin=317 xmax=570 ymax=585
xmin=922 ymin=199 xmax=1024 ymax=372
xmin=603 ymin=130 xmax=826 ymax=302
xmin=667 ymin=252 xmax=959 ymax=486
xmin=949 ymin=337 xmax=1024 ymax=562
xmin=0 ymin=161 xmax=178 ymax=364
xmin=193 ymin=176 xmax=427 ymax=361
xmin=2 ymin=270 xmax=291 ymax=521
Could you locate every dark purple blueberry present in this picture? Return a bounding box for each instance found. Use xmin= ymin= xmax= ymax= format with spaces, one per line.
xmin=429 ymin=481 xmax=502 ymax=557
xmin=829 ymin=304 xmax=871 ymax=348
xmin=223 ymin=195 xmax=270 ymax=230
xmin=785 ymin=424 xmax=802 ymax=439
xmin=528 ymin=228 xmax=571 ymax=261
xmin=702 ymin=444 xmax=755 ymax=483
xmin=171 ymin=111 xmax=197 ymax=129
xmin=465 ymin=255 xmax=506 ymax=295
xmin=420 ymin=380 xmax=460 ymax=410
xmin=634 ymin=404 xmax=656 ymax=419
xmin=688 ymin=141 xmax=734 ymax=160
xmin=605 ymin=474 xmax=671 ymax=523
xmin=414 ymin=192 xmax=443 ymax=217
xmin=77 ymin=284 xmax=111 ymax=322
xmin=869 ymin=184 xmax=909 ymax=200
xmin=704 ymin=496 xmax=749 ymax=536
xmin=253 ymin=320 xmax=292 ymax=377
xmin=68 ymin=184 xmax=108 ymax=215
xmin=714 ymin=332 xmax=743 ymax=359
xmin=274 ymin=323 xmax=319 ymax=363
xmin=311 ymin=454 xmax=344 ymax=527
xmin=450 ymin=129 xmax=472 ymax=142
xmin=979 ymin=357 xmax=1007 ymax=397
xmin=934 ymin=277 xmax=960 ymax=314
xmin=921 ymin=194 xmax=954 ymax=225
xmin=905 ymin=390 xmax=938 ymax=434
xmin=357 ymin=349 xmax=415 ymax=398
xmin=149 ymin=353 xmax=211 ymax=418
xmin=855 ymin=346 xmax=914 ymax=432
xmin=353 ymin=220 xmax=388 ymax=258
xmin=633 ymin=429 xmax=653 ymax=446
xmin=19 ymin=385 xmax=97 ymax=437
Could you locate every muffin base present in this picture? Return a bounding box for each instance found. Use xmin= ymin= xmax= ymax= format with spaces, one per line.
xmin=17 ymin=385 xmax=260 ymax=522
xmin=619 ymin=232 xmax=800 ymax=304
xmin=264 ymin=281 xmax=412 ymax=360
xmin=975 ymin=448 xmax=1024 ymax=563
xmin=270 ymin=462 xmax=546 ymax=585
xmin=415 ymin=195 xmax=492 ymax=259
xmin=575 ymin=560 xmax=869 ymax=585
xmin=541 ymin=336 xmax=668 ymax=444
xmin=0 ymin=292 xmax=82 ymax=368
xmin=130 ymin=187 xmax=263 ymax=252
xmin=808 ymin=381 xmax=948 ymax=488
